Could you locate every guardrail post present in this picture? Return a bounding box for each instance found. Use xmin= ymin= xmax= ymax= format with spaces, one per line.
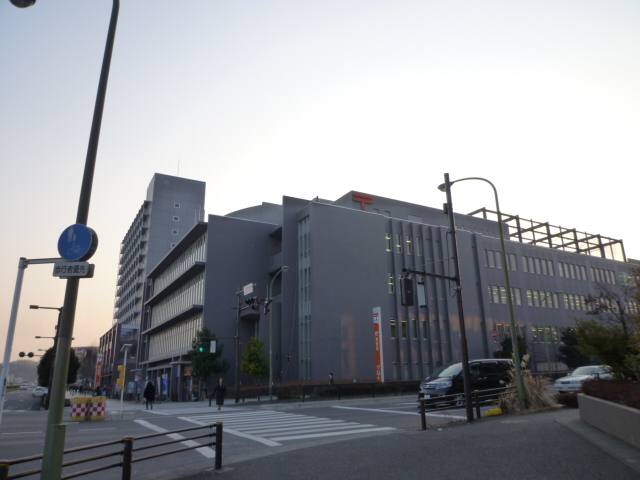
xmin=215 ymin=422 xmax=223 ymax=470
xmin=0 ymin=460 xmax=9 ymax=480
xmin=122 ymin=436 xmax=133 ymax=480
xmin=474 ymin=390 xmax=481 ymax=419
xmin=419 ymin=399 xmax=427 ymax=431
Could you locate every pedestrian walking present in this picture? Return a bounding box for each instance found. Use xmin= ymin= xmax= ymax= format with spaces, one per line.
xmin=329 ymin=372 xmax=334 ymax=384
xmin=143 ymin=381 xmax=156 ymax=410
xmin=212 ymin=378 xmax=227 ymax=411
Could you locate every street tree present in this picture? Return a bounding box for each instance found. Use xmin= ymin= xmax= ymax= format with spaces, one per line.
xmin=493 ymin=334 xmax=528 ymax=363
xmin=241 ymin=337 xmax=269 ymax=384
xmin=576 ymin=270 xmax=640 ymax=380
xmin=188 ymin=328 xmax=230 ymax=399
xmin=37 ymin=347 xmax=81 ymax=387
xmin=557 ymin=327 xmax=590 ymax=369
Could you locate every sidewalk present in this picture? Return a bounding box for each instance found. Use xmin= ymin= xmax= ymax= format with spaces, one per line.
xmin=178 ymin=408 xmax=640 ymax=480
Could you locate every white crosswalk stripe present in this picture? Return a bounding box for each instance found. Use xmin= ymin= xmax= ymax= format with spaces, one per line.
xmin=179 ymin=410 xmax=395 ymax=445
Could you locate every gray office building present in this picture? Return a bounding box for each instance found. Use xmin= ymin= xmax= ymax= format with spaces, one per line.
xmin=99 ymin=174 xmax=205 ymax=392
xmin=138 ymin=189 xmax=638 ymax=400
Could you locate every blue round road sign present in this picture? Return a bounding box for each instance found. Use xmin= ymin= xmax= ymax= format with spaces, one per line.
xmin=57 ymin=224 xmax=98 ymax=261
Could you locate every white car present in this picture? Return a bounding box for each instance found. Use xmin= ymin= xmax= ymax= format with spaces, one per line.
xmin=554 ymin=365 xmax=612 ymax=393
xmin=32 ymin=387 xmax=48 ymax=397
xmin=20 ymin=384 xmax=28 ymax=390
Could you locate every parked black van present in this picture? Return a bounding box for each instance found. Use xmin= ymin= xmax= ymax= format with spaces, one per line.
xmin=419 ymin=359 xmax=513 ymax=405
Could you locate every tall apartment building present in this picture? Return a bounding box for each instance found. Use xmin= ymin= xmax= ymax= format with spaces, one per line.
xmin=98 ymin=173 xmax=205 ymax=393
xmin=137 ymin=189 xmax=638 ymax=401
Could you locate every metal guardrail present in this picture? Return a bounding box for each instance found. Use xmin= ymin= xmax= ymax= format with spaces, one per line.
xmin=0 ymin=422 xmax=223 ymax=480
xmin=418 ymin=386 xmax=518 ymax=430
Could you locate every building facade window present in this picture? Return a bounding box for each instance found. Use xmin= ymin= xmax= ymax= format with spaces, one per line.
xmin=174 ymin=203 xmax=180 ymax=208
xmin=406 ymin=236 xmax=413 ymax=255
xmin=388 ymin=274 xmax=395 ymax=293
xmin=416 ymin=238 xmax=423 ymax=257
xmin=298 ymin=216 xmax=312 ymax=380
xmin=401 ymin=319 xmax=408 ymax=338
xmin=396 ymin=234 xmax=402 ymax=254
xmin=172 ymin=229 xmax=178 ymax=235
xmin=385 ymin=233 xmax=392 ymax=252
xmin=390 ymin=318 xmax=397 ymax=338
xmin=173 ymin=216 xmax=179 ymax=221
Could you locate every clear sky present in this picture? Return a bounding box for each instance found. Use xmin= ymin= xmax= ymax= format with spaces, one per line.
xmin=1 ymin=1 xmax=639 ymax=362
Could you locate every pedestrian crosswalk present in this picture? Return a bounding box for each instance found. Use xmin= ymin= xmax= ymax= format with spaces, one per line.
xmin=179 ymin=410 xmax=395 ymax=446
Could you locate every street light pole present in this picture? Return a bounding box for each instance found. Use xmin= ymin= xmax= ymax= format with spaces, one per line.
xmin=30 ymin=306 xmax=62 ymax=410
xmin=441 ymin=174 xmax=474 ymax=422
xmin=439 ymin=174 xmax=527 ymax=411
xmin=269 ymin=266 xmax=289 ymax=402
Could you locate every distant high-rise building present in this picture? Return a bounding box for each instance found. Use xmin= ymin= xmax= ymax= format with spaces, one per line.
xmin=99 ymin=173 xmax=205 ymax=393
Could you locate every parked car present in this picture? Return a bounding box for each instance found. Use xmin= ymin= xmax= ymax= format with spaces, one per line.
xmin=419 ymin=359 xmax=513 ymax=405
xmin=20 ymin=384 xmax=28 ymax=390
xmin=32 ymin=387 xmax=48 ymax=397
xmin=554 ymin=365 xmax=612 ymax=393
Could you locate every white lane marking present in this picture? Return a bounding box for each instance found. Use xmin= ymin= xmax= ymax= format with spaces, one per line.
xmin=243 ymin=421 xmax=359 ymax=435
xmin=332 ymin=405 xmax=466 ymax=420
xmin=134 ymin=419 xmax=216 ymax=458
xmin=257 ymin=423 xmax=378 ymax=436
xmin=270 ymin=427 xmax=396 ymax=441
xmin=1 ymin=431 xmax=43 ymax=435
xmin=146 ymin=410 xmax=170 ymax=415
xmin=215 ymin=418 xmax=332 ymax=429
xmin=179 ymin=416 xmax=281 ymax=447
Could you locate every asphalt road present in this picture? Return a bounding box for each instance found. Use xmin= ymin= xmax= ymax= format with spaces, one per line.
xmin=0 ymin=393 xmax=471 ymax=479
xmin=3 ymin=390 xmax=638 ymax=480
xmin=2 ymin=386 xmax=43 ymax=411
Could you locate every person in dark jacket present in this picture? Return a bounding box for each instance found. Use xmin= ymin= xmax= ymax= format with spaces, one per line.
xmin=212 ymin=378 xmax=227 ymax=411
xmin=143 ymin=381 xmax=156 ymax=410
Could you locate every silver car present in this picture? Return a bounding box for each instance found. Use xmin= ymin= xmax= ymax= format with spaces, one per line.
xmin=554 ymin=365 xmax=612 ymax=393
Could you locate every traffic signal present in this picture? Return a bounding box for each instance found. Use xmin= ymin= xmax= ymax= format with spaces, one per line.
xmin=116 ymin=364 xmax=125 ymax=389
xmin=263 ymin=299 xmax=272 ymax=315
xmin=245 ymin=297 xmax=260 ymax=311
xmin=18 ymin=352 xmax=34 ymax=358
xmin=198 ymin=341 xmax=206 ymax=353
xmin=400 ymin=276 xmax=415 ymax=307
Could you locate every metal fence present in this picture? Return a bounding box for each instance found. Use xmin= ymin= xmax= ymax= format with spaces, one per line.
xmin=0 ymin=423 xmax=222 ymax=480
xmin=418 ymin=386 xmax=517 ymax=430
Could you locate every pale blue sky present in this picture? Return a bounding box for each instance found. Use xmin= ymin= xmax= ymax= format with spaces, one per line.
xmin=1 ymin=1 xmax=639 ymax=361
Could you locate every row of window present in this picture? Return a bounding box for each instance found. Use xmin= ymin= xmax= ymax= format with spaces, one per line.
xmin=150 ymin=272 xmax=204 ymax=328
xmin=522 ymin=255 xmax=555 ymax=276
xmin=153 ymin=233 xmax=207 ymax=295
xmin=390 ymin=318 xmax=429 ymax=340
xmin=493 ymin=323 xmax=527 ymax=341
xmin=532 ymin=325 xmax=560 ymax=344
xmin=590 ymin=267 xmax=617 ymax=285
xmin=485 ymin=250 xmax=518 ymax=271
xmin=386 ymin=234 xmax=424 ymax=257
xmin=487 ymin=285 xmax=523 ymax=305
xmin=557 ymin=262 xmax=587 ymax=281
xmin=148 ymin=313 xmax=202 ymax=361
xmin=526 ymin=290 xmax=560 ymax=309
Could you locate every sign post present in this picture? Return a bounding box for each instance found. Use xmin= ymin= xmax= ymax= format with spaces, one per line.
xmin=373 ymin=307 xmax=384 ymax=383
